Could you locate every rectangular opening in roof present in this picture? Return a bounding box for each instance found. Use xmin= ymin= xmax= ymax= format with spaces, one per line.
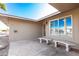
xmin=0 ymin=3 xmax=59 ymax=21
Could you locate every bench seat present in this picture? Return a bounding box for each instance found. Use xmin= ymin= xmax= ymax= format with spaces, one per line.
xmin=38 ymin=36 xmax=53 ymax=44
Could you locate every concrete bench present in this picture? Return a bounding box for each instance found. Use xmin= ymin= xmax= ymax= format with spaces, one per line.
xmin=53 ymin=39 xmax=76 ymax=52
xmin=52 ymin=35 xmax=76 ymax=52
xmin=38 ymin=36 xmax=53 ymax=44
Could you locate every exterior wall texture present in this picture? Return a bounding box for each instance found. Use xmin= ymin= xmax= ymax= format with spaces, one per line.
xmin=0 ymin=17 xmax=42 ymax=41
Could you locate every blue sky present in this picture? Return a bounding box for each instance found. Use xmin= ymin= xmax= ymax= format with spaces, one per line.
xmin=0 ymin=3 xmax=58 ymax=20
xmin=66 ymin=17 xmax=72 ymax=26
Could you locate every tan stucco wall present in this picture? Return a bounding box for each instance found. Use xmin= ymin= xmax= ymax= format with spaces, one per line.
xmin=41 ymin=8 xmax=79 ymax=44
xmin=0 ymin=17 xmax=42 ymax=41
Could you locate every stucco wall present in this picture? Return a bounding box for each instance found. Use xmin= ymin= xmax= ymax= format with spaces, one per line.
xmin=0 ymin=17 xmax=42 ymax=41
xmin=42 ymin=8 xmax=79 ymax=44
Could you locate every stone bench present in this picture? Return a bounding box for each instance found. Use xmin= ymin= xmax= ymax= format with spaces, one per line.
xmin=38 ymin=36 xmax=53 ymax=44
xmin=53 ymin=39 xmax=76 ymax=52
xmin=51 ymin=35 xmax=77 ymax=52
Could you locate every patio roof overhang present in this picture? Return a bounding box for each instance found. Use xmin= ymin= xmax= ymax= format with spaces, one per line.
xmin=49 ymin=3 xmax=79 ymax=13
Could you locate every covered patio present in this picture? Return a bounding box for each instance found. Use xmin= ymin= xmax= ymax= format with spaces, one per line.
xmin=0 ymin=3 xmax=79 ymax=56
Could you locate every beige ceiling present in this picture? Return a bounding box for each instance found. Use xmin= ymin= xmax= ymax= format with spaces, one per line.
xmin=50 ymin=3 xmax=79 ymax=12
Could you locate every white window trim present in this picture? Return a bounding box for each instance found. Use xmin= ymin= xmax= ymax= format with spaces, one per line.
xmin=49 ymin=18 xmax=59 ymax=35
xmin=65 ymin=15 xmax=73 ymax=37
xmin=49 ymin=15 xmax=73 ymax=37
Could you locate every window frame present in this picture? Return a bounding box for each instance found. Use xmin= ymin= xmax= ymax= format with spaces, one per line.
xmin=49 ymin=15 xmax=73 ymax=37
xmin=65 ymin=15 xmax=73 ymax=37
xmin=49 ymin=18 xmax=59 ymax=35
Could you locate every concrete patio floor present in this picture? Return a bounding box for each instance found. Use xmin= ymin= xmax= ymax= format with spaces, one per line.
xmin=8 ymin=39 xmax=79 ymax=56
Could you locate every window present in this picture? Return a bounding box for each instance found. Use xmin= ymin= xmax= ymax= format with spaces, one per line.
xmin=66 ymin=16 xmax=72 ymax=35
xmin=49 ymin=15 xmax=72 ymax=36
xmin=50 ymin=21 xmax=55 ymax=28
xmin=50 ymin=21 xmax=55 ymax=35
xmin=54 ymin=20 xmax=59 ymax=34
xmin=50 ymin=19 xmax=59 ymax=35
xmin=59 ymin=18 xmax=64 ymax=34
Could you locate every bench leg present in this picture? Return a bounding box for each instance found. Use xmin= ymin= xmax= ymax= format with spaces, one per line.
xmin=66 ymin=44 xmax=69 ymax=52
xmin=39 ymin=39 xmax=42 ymax=43
xmin=54 ymin=41 xmax=58 ymax=47
xmin=46 ymin=40 xmax=49 ymax=44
